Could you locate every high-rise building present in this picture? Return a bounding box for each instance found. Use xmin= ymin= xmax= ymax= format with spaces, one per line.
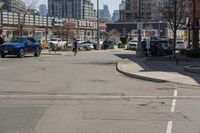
xmin=39 ymin=4 xmax=48 ymax=16
xmin=48 ymin=0 xmax=96 ymax=20
xmin=99 ymin=5 xmax=111 ymax=21
xmin=120 ymin=0 xmax=166 ymax=22
xmin=112 ymin=10 xmax=119 ymax=22
xmin=0 ymin=0 xmax=26 ymax=12
xmin=119 ymin=0 xmax=126 ymax=11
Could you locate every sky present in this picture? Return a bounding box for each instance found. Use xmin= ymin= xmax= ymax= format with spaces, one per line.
xmin=25 ymin=0 xmax=121 ymax=15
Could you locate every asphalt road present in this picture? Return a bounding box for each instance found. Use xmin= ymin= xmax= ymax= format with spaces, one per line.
xmin=0 ymin=50 xmax=200 ymax=133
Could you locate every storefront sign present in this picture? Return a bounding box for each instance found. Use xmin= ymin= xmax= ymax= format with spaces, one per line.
xmin=78 ymin=21 xmax=95 ymax=28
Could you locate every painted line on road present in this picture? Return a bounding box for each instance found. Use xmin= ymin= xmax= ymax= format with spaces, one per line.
xmin=0 ymin=93 xmax=200 ymax=101
xmin=166 ymin=121 xmax=173 ymax=133
xmin=166 ymin=89 xmax=178 ymax=133
xmin=171 ymin=90 xmax=178 ymax=113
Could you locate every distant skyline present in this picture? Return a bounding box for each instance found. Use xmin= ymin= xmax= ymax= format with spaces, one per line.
xmin=23 ymin=0 xmax=121 ymax=14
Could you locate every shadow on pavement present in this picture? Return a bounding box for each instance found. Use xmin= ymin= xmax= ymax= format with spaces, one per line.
xmin=114 ymin=53 xmax=200 ymax=85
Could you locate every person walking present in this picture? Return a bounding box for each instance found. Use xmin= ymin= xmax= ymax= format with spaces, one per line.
xmin=0 ymin=34 xmax=5 ymax=46
xmin=72 ymin=37 xmax=78 ymax=56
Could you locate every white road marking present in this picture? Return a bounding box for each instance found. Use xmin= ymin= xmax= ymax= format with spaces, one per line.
xmin=166 ymin=89 xmax=178 ymax=133
xmin=171 ymin=90 xmax=178 ymax=113
xmin=166 ymin=121 xmax=173 ymax=133
xmin=0 ymin=93 xmax=199 ymax=101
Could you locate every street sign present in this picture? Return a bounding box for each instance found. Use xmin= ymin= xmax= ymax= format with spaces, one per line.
xmin=52 ymin=17 xmax=64 ymax=26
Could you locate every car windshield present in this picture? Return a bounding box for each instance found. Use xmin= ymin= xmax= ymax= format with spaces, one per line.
xmin=177 ymin=41 xmax=184 ymax=44
xmin=159 ymin=41 xmax=168 ymax=45
xmin=9 ymin=37 xmax=26 ymax=43
xmin=131 ymin=40 xmax=138 ymax=43
xmin=51 ymin=39 xmax=58 ymax=41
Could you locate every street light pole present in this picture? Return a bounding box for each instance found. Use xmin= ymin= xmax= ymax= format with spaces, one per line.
xmin=158 ymin=20 xmax=161 ymax=39
xmin=97 ymin=0 xmax=100 ymax=50
xmin=136 ymin=0 xmax=143 ymax=57
xmin=192 ymin=0 xmax=198 ymax=49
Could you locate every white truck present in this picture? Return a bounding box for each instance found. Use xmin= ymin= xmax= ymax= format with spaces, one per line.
xmin=49 ymin=38 xmax=67 ymax=51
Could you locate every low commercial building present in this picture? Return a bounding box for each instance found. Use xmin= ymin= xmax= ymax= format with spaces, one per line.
xmin=106 ymin=22 xmax=169 ymax=38
xmin=0 ymin=11 xmax=97 ymax=41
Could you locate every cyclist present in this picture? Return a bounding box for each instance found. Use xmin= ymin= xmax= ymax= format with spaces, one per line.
xmin=72 ymin=37 xmax=78 ymax=56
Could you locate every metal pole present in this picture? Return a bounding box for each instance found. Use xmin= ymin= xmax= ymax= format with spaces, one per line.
xmin=192 ymin=0 xmax=198 ymax=49
xmin=159 ymin=21 xmax=161 ymax=39
xmin=173 ymin=0 xmax=177 ymax=58
xmin=136 ymin=0 xmax=143 ymax=57
xmin=97 ymin=0 xmax=100 ymax=50
xmin=0 ymin=2 xmax=3 ymax=33
xmin=0 ymin=9 xmax=3 ymax=32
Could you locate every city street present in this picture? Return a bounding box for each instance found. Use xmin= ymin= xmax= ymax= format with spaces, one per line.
xmin=0 ymin=50 xmax=200 ymax=133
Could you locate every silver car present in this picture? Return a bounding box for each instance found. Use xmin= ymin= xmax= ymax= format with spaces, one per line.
xmin=127 ymin=40 xmax=138 ymax=50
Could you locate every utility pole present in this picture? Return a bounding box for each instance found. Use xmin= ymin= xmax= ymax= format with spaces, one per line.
xmin=136 ymin=0 xmax=143 ymax=57
xmin=192 ymin=0 xmax=199 ymax=49
xmin=96 ymin=0 xmax=100 ymax=50
xmin=173 ymin=0 xmax=177 ymax=57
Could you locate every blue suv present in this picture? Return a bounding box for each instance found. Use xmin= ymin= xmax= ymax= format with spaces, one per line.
xmin=0 ymin=36 xmax=41 ymax=58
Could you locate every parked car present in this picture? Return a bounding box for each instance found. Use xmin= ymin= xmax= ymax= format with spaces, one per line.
xmin=38 ymin=39 xmax=49 ymax=49
xmin=78 ymin=41 xmax=94 ymax=50
xmin=0 ymin=36 xmax=41 ymax=58
xmin=76 ymin=39 xmax=84 ymax=44
xmin=127 ymin=40 xmax=138 ymax=50
xmin=49 ymin=38 xmax=67 ymax=51
xmin=176 ymin=40 xmax=185 ymax=50
xmin=86 ymin=39 xmax=98 ymax=49
xmin=150 ymin=39 xmax=172 ymax=56
xmin=102 ymin=40 xmax=114 ymax=49
xmin=92 ymin=40 xmax=103 ymax=49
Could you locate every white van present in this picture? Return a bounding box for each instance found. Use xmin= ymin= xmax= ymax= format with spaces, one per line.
xmin=176 ymin=40 xmax=185 ymax=50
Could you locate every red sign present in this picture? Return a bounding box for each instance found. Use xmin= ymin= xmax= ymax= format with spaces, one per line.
xmin=99 ymin=25 xmax=107 ymax=30
xmin=78 ymin=21 xmax=95 ymax=27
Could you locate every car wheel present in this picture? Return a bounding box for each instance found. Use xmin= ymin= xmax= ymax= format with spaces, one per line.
xmin=17 ymin=49 xmax=25 ymax=58
xmin=0 ymin=52 xmax=5 ymax=58
xmin=83 ymin=46 xmax=88 ymax=51
xmin=34 ymin=48 xmax=41 ymax=57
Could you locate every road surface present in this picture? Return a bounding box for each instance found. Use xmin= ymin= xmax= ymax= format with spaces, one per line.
xmin=0 ymin=50 xmax=200 ymax=133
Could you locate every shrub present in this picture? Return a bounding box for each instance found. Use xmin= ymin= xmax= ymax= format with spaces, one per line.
xmin=120 ymin=37 xmax=128 ymax=44
xmin=187 ymin=49 xmax=200 ymax=58
xmin=180 ymin=49 xmax=187 ymax=55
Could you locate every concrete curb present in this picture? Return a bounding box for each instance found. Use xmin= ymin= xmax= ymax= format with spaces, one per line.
xmin=41 ymin=52 xmax=62 ymax=55
xmin=116 ymin=61 xmax=200 ymax=86
xmin=184 ymin=65 xmax=200 ymax=74
xmin=116 ymin=62 xmax=167 ymax=83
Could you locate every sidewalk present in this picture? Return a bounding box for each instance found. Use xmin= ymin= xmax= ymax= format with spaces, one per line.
xmin=41 ymin=49 xmax=125 ymax=56
xmin=116 ymin=54 xmax=200 ymax=86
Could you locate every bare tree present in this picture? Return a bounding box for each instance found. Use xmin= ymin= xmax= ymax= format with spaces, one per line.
xmin=162 ymin=0 xmax=189 ymax=57
xmin=65 ymin=22 xmax=76 ymax=45
xmin=17 ymin=0 xmax=38 ymax=36
xmin=52 ymin=21 xmax=76 ymax=44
